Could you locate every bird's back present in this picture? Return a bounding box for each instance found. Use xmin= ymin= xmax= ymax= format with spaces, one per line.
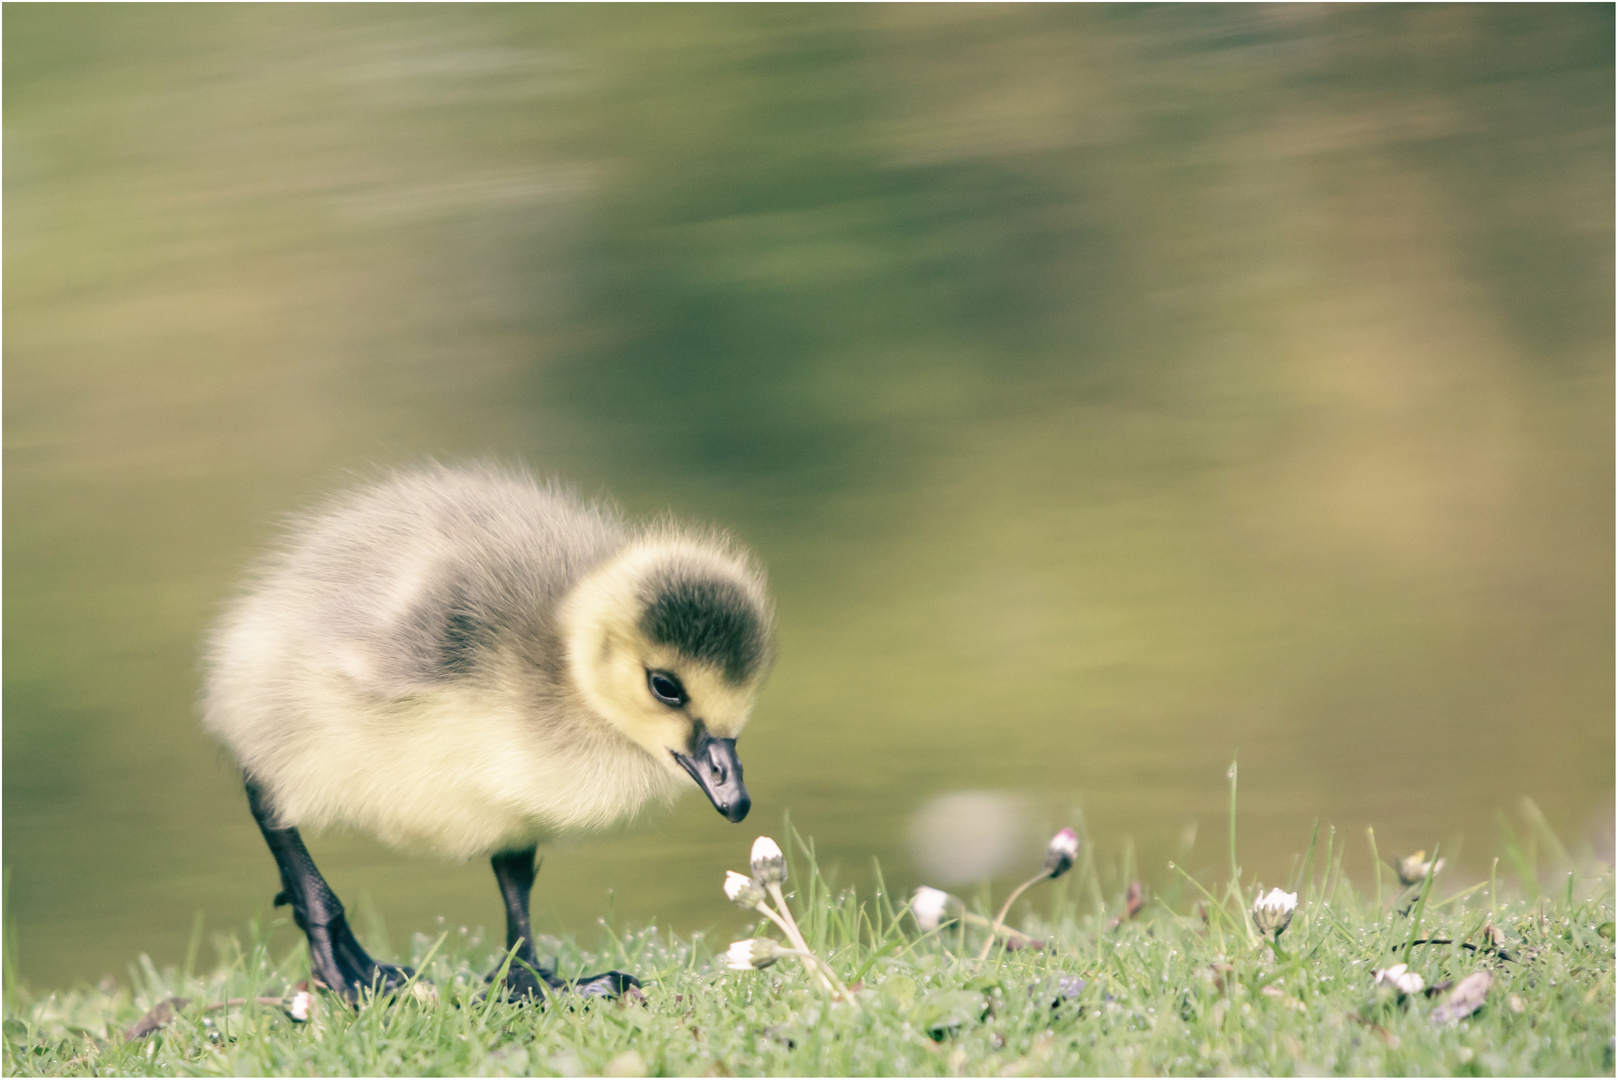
xmin=252 ymin=465 xmax=622 ymax=695
xmin=202 ymin=465 xmax=652 ymax=853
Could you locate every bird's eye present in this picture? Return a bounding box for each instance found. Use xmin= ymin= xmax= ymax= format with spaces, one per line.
xmin=647 ymin=670 xmax=685 ymax=707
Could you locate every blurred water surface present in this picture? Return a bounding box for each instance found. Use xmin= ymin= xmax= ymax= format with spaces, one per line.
xmin=5 ymin=5 xmax=1612 ymax=988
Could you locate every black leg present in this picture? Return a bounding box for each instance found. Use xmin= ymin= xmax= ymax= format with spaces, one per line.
xmin=245 ymin=775 xmax=411 ymax=1003
xmin=488 ymin=846 xmax=641 ymax=1002
xmin=489 ymin=845 xmax=556 ymax=1000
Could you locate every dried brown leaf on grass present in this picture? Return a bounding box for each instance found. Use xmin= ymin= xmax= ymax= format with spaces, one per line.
xmin=1106 ymin=881 xmax=1146 ymax=929
xmin=123 ymin=992 xmax=302 ymax=1040
xmin=1348 ymin=1013 xmax=1400 ymax=1048
xmin=123 ymin=997 xmax=188 ymax=1041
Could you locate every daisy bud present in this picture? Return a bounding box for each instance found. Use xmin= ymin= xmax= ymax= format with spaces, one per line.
xmin=1251 ymin=886 xmax=1297 ymax=938
xmin=911 ymin=886 xmax=958 ymax=932
xmin=750 ymin=836 xmax=786 ymax=885
xmin=1394 ymin=851 xmax=1445 ymax=888
xmin=724 ymin=870 xmax=767 ymax=909
xmin=1043 ymin=828 xmax=1080 ymax=879
xmin=724 ymin=938 xmax=781 ymax=970
xmin=1372 ymin=963 xmax=1426 ymax=996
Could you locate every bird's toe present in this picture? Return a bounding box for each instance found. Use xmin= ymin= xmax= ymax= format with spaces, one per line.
xmin=487 ymin=960 xmax=558 ymax=1003
xmin=571 ymin=970 xmax=642 ymax=1000
xmin=321 ymin=963 xmax=415 ymax=1005
xmin=372 ymin=963 xmax=415 ymax=991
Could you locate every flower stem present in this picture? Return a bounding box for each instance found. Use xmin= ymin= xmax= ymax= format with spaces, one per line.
xmin=960 ymin=911 xmax=1037 ymax=944
xmin=975 ymin=870 xmax=1050 ymax=962
xmin=1400 ymin=843 xmax=1440 ymax=966
xmin=748 ymin=945 xmax=840 ymax=983
xmin=1227 ymin=761 xmax=1240 ymax=895
xmin=755 ymin=893 xmax=846 ymax=998
xmin=764 ymin=883 xmax=814 ymax=955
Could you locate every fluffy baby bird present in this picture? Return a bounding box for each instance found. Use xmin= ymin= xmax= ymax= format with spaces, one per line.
xmin=204 ymin=463 xmax=774 ymax=1001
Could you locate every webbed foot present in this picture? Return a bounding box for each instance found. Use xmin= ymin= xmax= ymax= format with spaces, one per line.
xmin=485 ymin=961 xmax=641 ymax=1004
xmin=570 ymin=970 xmax=642 ymax=999
xmin=246 ymin=780 xmax=419 ymax=1007
xmin=308 ymin=917 xmax=416 ymax=1004
xmin=487 ymin=959 xmax=561 ymax=1002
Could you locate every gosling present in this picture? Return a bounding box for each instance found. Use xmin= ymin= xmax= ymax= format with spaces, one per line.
xmin=203 ymin=463 xmax=774 ymax=1001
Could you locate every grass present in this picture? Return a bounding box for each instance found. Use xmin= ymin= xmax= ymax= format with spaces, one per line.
xmin=4 ymin=799 xmax=1613 ymax=1077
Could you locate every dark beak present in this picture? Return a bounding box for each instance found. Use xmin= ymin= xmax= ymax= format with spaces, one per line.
xmin=673 ymin=732 xmax=750 ymax=823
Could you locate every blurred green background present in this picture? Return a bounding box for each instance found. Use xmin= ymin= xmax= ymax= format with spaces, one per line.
xmin=5 ymin=4 xmax=1612 ymax=990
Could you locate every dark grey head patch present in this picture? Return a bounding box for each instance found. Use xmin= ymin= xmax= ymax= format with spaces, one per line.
xmin=640 ymin=574 xmax=770 ymax=684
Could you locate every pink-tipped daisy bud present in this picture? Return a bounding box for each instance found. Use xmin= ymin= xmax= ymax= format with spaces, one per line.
xmin=1251 ymin=886 xmax=1297 ymax=938
xmin=750 ymin=836 xmax=786 ymax=885
xmin=1371 ymin=963 xmax=1426 ymax=996
xmin=724 ymin=938 xmax=781 ymax=970
xmin=911 ymin=887 xmax=958 ymax=932
xmin=1043 ymin=828 xmax=1080 ymax=878
xmin=724 ymin=871 xmax=766 ymax=909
